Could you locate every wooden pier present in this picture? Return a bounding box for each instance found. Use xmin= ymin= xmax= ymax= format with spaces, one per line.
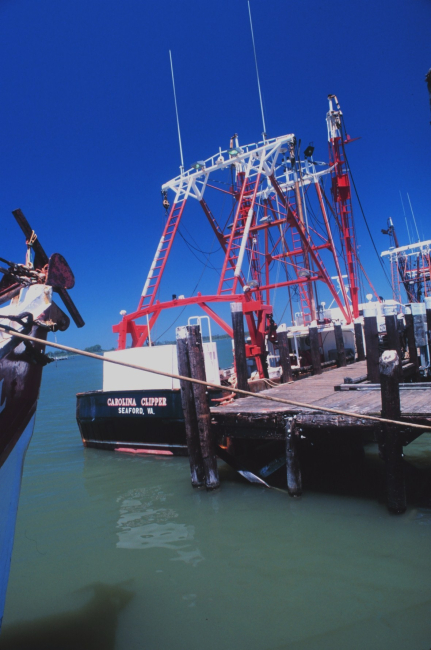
xmin=210 ymin=358 xmax=431 ymax=510
xmin=175 ymin=306 xmax=431 ymax=513
xmin=211 ymin=360 xmax=431 ymax=441
xmin=209 ymin=358 xmax=431 ymax=513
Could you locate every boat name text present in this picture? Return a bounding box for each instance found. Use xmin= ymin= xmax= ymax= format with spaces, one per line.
xmin=107 ymin=397 xmax=167 ymax=407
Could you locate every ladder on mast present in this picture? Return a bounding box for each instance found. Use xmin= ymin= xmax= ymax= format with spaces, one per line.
xmin=138 ymin=195 xmax=188 ymax=310
xmin=218 ymin=171 xmax=261 ymax=296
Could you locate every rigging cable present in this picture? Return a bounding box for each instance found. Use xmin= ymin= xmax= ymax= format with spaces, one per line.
xmin=154 ymin=190 xmax=229 ymax=342
xmin=169 ymin=50 xmax=185 ymax=173
xmin=248 ymin=1 xmax=267 ymax=137
xmin=154 ymin=234 xmax=219 ymax=343
xmin=340 ymin=117 xmax=392 ymax=290
xmin=178 ymin=229 xmax=220 ymax=272
xmin=178 ymin=227 xmax=220 ymax=257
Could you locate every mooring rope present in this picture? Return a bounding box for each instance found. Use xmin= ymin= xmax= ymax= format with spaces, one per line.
xmin=1 ymin=325 xmax=430 ymax=432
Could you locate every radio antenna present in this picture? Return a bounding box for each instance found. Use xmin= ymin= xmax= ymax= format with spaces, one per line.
xmin=399 ymin=191 xmax=412 ymax=245
xmin=169 ymin=50 xmax=184 ymax=174
xmin=248 ymin=2 xmax=267 ymax=139
xmin=407 ymin=193 xmax=421 ymax=242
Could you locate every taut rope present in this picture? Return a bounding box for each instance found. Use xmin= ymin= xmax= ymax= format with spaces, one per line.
xmin=1 ymin=325 xmax=430 ymax=432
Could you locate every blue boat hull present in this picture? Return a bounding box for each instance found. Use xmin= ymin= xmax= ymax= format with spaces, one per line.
xmin=0 ymin=413 xmax=35 ymax=628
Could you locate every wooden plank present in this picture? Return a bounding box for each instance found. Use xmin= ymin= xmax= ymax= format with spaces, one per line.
xmin=336 ymin=382 xmax=431 ymax=391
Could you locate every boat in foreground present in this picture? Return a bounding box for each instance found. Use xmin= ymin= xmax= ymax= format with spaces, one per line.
xmin=0 ymin=209 xmax=83 ymax=629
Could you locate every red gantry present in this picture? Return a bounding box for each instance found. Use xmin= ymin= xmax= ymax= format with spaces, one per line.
xmin=113 ymin=97 xmax=375 ymax=378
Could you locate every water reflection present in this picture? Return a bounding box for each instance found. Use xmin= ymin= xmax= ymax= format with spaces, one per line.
xmin=116 ymin=486 xmax=204 ymax=566
xmin=0 ymin=581 xmax=134 ymax=650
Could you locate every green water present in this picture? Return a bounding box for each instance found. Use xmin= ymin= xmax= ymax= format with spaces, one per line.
xmin=2 ymin=352 xmax=431 ymax=649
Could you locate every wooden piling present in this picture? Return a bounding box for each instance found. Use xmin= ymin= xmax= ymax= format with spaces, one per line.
xmin=379 ymin=350 xmax=406 ymax=514
xmin=384 ymin=311 xmax=403 ymax=379
xmin=308 ymin=325 xmax=322 ymax=375
xmin=278 ymin=329 xmax=293 ymax=383
xmin=404 ymin=311 xmax=419 ymax=370
xmin=186 ymin=325 xmax=220 ymax=490
xmin=334 ymin=323 xmax=347 ymax=367
xmin=176 ymin=326 xmax=205 ymax=488
xmin=230 ymin=302 xmax=249 ymax=391
xmin=354 ymin=321 xmax=365 ymax=361
xmin=364 ymin=309 xmax=380 ymax=383
xmin=425 ymin=297 xmax=431 ymax=343
xmin=411 ymin=302 xmax=428 ymax=368
xmin=285 ymin=418 xmax=302 ymax=496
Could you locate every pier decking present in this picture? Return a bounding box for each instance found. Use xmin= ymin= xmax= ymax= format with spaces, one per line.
xmin=211 ymin=360 xmax=431 ymax=442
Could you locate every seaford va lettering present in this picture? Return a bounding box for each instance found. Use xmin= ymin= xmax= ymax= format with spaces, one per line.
xmin=107 ymin=397 xmax=167 ymax=407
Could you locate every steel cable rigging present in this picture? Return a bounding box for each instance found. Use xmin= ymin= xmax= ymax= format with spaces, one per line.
xmin=340 ymin=117 xmax=392 ymax=291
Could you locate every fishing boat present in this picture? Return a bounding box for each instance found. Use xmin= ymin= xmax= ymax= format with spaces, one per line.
xmin=0 ymin=209 xmax=83 ymax=629
xmin=77 ymin=95 xmax=396 ymax=454
xmin=76 ymin=316 xmax=220 ymax=455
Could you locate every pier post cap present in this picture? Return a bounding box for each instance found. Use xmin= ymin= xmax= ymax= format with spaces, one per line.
xmin=176 ymin=326 xmax=188 ymax=339
xmin=363 ymin=306 xmax=377 ymax=318
xmin=379 ymin=349 xmax=399 ymax=375
xmin=413 ymin=302 xmax=426 ymax=315
xmin=425 ymin=297 xmax=431 ymax=310
xmin=230 ymin=302 xmax=243 ymax=313
xmin=277 ymin=323 xmax=289 ymax=333
xmin=382 ymin=304 xmax=398 ymax=316
xmin=410 ymin=302 xmax=426 ymax=316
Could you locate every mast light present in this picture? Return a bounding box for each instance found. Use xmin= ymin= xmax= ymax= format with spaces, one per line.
xmin=191 ymin=161 xmax=206 ymax=171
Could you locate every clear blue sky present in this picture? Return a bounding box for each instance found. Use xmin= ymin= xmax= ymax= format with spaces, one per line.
xmin=2 ymin=0 xmax=431 ymax=349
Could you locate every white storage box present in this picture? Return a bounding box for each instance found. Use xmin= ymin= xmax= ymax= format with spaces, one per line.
xmin=103 ymin=345 xmax=180 ymax=391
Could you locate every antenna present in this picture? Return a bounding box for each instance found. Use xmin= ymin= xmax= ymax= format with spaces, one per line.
xmin=399 ymin=191 xmax=412 ymax=245
xmin=407 ymin=192 xmax=420 ymax=242
xmin=169 ymin=50 xmax=184 ymax=174
xmin=248 ymin=2 xmax=267 ymax=139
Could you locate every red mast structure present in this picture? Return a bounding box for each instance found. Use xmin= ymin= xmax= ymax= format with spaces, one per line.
xmin=327 ymin=95 xmax=361 ymax=318
xmin=114 ymin=98 xmax=367 ymax=377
